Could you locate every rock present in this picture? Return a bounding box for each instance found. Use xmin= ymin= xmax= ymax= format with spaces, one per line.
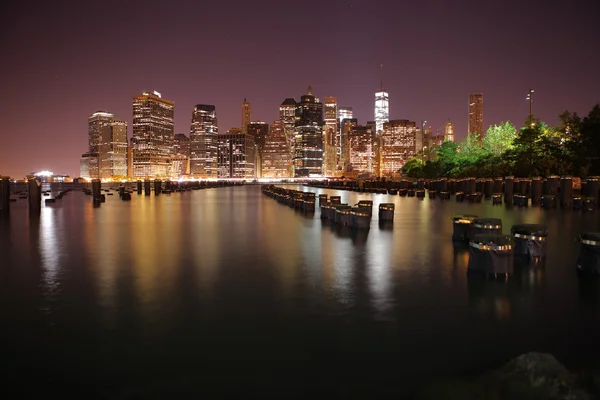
xmin=475 ymin=352 xmax=590 ymax=400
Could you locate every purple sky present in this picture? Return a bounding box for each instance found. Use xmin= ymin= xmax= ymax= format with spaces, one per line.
xmin=1 ymin=0 xmax=599 ymax=178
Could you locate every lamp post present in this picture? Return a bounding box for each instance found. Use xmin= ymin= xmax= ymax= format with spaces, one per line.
xmin=526 ymin=89 xmax=534 ymax=125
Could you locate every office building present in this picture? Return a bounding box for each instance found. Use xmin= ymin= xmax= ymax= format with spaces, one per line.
xmin=445 ymin=119 xmax=455 ymax=142
xmin=374 ymin=85 xmax=389 ymax=134
xmin=380 ymin=119 xmax=419 ymax=176
xmin=279 ymin=98 xmax=297 ymax=152
xmin=247 ymin=121 xmax=268 ymax=178
xmin=83 ymin=111 xmax=115 ymax=179
xmin=262 ymin=120 xmax=292 ymax=179
xmin=294 ymin=86 xmax=323 ymax=177
xmin=323 ymin=96 xmax=338 ymax=177
xmin=241 ymin=98 xmax=252 ymax=134
xmin=348 ymin=125 xmax=376 ymax=175
xmin=190 ymin=104 xmax=219 ymax=178
xmin=99 ymin=120 xmax=128 ymax=179
xmin=217 ymin=132 xmax=256 ymax=179
xmin=79 ymin=153 xmax=99 ymax=180
xmin=131 ymin=91 xmax=174 ymax=178
xmin=468 ymin=93 xmax=484 ymax=141
xmin=340 ymin=118 xmax=358 ymax=171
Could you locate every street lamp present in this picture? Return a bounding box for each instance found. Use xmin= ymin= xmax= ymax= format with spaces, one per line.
xmin=526 ymin=89 xmax=534 ymax=126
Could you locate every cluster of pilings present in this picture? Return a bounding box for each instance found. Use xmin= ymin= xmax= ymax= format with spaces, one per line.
xmin=452 ymin=214 xmax=548 ymax=279
xmin=308 ymin=176 xmax=600 ymax=210
xmin=451 ymin=212 xmax=600 ymax=277
xmin=261 ymin=185 xmax=395 ymax=229
xmin=261 ymin=185 xmax=316 ymax=213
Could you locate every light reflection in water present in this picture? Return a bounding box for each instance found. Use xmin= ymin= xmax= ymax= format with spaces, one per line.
xmin=39 ymin=206 xmax=60 ymax=301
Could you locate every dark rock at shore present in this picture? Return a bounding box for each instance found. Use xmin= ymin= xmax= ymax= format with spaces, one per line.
xmin=420 ymin=352 xmax=595 ymax=400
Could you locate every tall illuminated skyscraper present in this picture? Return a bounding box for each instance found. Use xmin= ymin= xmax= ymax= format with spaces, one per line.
xmin=247 ymin=121 xmax=269 ymax=178
xmin=88 ymin=111 xmax=114 ymax=153
xmin=323 ymin=96 xmax=338 ymax=176
xmin=294 ymin=86 xmax=323 ymax=177
xmin=279 ymin=98 xmax=297 ymax=151
xmin=337 ymin=106 xmax=353 ymax=125
xmin=445 ymin=119 xmax=455 ymax=142
xmin=374 ymin=84 xmax=389 ymax=134
xmin=190 ymin=104 xmax=219 ymax=178
xmin=99 ymin=120 xmax=128 ymax=179
xmin=262 ymin=120 xmax=292 ymax=179
xmin=81 ymin=110 xmax=114 ymax=179
xmin=131 ymin=91 xmax=174 ymax=178
xmin=241 ymin=98 xmax=252 ymax=134
xmin=217 ymin=131 xmax=255 ymax=179
xmin=380 ymin=119 xmax=418 ymax=176
xmin=468 ymin=93 xmax=484 ymax=141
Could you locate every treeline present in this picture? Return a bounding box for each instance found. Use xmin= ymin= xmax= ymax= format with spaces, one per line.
xmin=402 ymin=104 xmax=600 ymax=179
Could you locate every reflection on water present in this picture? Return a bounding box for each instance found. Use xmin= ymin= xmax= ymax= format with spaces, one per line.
xmin=1 ymin=183 xmax=599 ymax=397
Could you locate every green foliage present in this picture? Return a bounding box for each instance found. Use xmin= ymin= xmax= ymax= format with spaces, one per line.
xmin=483 ymin=122 xmax=517 ymax=156
xmin=400 ymin=104 xmax=600 ymax=179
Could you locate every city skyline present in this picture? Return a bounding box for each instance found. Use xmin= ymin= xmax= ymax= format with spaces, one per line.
xmin=1 ymin=0 xmax=599 ymax=178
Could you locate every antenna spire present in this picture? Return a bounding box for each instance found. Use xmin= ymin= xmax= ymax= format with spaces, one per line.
xmin=379 ymin=64 xmax=383 ymax=91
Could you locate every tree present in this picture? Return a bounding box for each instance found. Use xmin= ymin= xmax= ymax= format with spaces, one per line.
xmin=483 ymin=122 xmax=517 ymax=156
xmin=579 ymin=105 xmax=600 ymax=175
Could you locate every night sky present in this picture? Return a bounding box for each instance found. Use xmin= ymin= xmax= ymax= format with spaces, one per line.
xmin=1 ymin=0 xmax=599 ymax=178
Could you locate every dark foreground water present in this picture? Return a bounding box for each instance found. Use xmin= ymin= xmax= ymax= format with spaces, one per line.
xmin=1 ymin=183 xmax=599 ymax=398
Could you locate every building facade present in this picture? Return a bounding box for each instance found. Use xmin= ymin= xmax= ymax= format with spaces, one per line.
xmin=131 ymin=91 xmax=174 ymax=178
xmin=99 ymin=120 xmax=128 ymax=179
xmin=468 ymin=93 xmax=484 ymax=140
xmin=380 ymin=119 xmax=419 ymax=176
xmin=79 ymin=153 xmax=99 ymax=180
xmin=279 ymin=98 xmax=296 ymax=164
xmin=190 ymin=104 xmax=219 ymax=178
xmin=217 ymin=133 xmax=256 ymax=179
xmin=83 ymin=111 xmax=115 ymax=179
xmin=323 ymin=96 xmax=338 ymax=177
xmin=247 ymin=121 xmax=269 ymax=178
xmin=374 ymin=86 xmax=389 ymax=134
xmin=241 ymin=98 xmax=252 ymax=134
xmin=348 ymin=125 xmax=376 ymax=175
xmin=445 ymin=119 xmax=455 ymax=142
xmin=262 ymin=120 xmax=292 ymax=179
xmin=294 ymin=86 xmax=323 ymax=177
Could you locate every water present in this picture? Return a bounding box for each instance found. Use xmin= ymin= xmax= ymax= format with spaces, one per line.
xmin=1 ymin=184 xmax=599 ymax=398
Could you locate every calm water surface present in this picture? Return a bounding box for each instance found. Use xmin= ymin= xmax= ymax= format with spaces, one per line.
xmin=1 ymin=184 xmax=599 ymax=398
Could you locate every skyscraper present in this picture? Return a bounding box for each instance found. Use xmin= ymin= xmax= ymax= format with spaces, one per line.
xmin=173 ymin=133 xmax=191 ymax=176
xmin=241 ymin=98 xmax=252 ymax=134
xmin=262 ymin=120 xmax=292 ymax=179
xmin=323 ymin=96 xmax=338 ymax=177
xmin=81 ymin=111 xmax=114 ymax=179
xmin=294 ymin=86 xmax=323 ymax=177
xmin=99 ymin=120 xmax=128 ymax=179
xmin=444 ymin=119 xmax=455 ymax=142
xmin=131 ymin=91 xmax=174 ymax=178
xmin=380 ymin=119 xmax=418 ymax=176
xmin=279 ymin=98 xmax=297 ymax=152
xmin=247 ymin=121 xmax=269 ymax=178
xmin=337 ymin=106 xmax=353 ymax=125
xmin=468 ymin=93 xmax=484 ymax=140
xmin=348 ymin=125 xmax=376 ymax=175
xmin=88 ymin=111 xmax=114 ymax=153
xmin=374 ymin=84 xmax=389 ymax=134
xmin=190 ymin=104 xmax=218 ymax=178
xmin=340 ymin=118 xmax=358 ymax=171
xmin=217 ymin=132 xmax=256 ymax=179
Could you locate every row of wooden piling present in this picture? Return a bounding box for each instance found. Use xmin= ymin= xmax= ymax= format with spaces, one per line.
xmin=261 ymin=185 xmax=396 ymax=229
xmin=308 ymin=176 xmax=600 ymax=210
